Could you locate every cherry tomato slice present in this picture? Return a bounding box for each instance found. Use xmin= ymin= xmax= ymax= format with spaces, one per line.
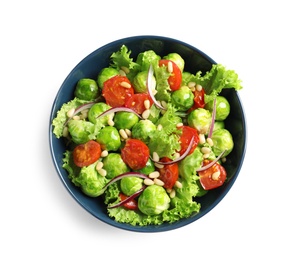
xmin=159 ymin=60 xmax=182 ymax=91
xmin=198 ymin=160 xmax=227 ymax=190
xmin=119 ymin=193 xmax=138 ymax=210
xmin=158 ymin=157 xmax=179 ymax=189
xmin=188 ymin=88 xmax=205 ymax=112
xmin=102 ymin=75 xmax=134 ymax=107
xmin=121 ymin=139 xmax=150 ymax=170
xmin=179 ymin=125 xmax=199 ymax=156
xmin=125 ymin=93 xmax=153 ymax=114
xmin=73 ymin=140 xmax=101 ymax=167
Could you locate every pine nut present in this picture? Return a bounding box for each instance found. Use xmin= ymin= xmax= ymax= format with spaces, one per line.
xmin=212 ymin=171 xmax=220 ymax=180
xmin=221 ymin=157 xmax=226 ymax=163
xmin=173 ymin=152 xmax=180 ymax=160
xmin=203 ymin=153 xmax=210 ymax=159
xmin=157 ymin=124 xmax=163 ymax=131
xmin=167 ymin=61 xmax=173 ymax=73
xmin=149 ymin=171 xmax=160 ymax=179
xmin=120 ymin=81 xmax=131 ymax=88
xmin=125 ymin=129 xmax=131 ymax=137
xmin=175 ymin=180 xmax=183 ymax=189
xmin=201 ymin=147 xmax=211 ymax=154
xmin=188 ymin=81 xmax=196 ymax=89
xmin=73 ymin=115 xmax=80 ymax=120
xmin=119 ymin=70 xmax=126 ymax=76
xmin=96 ymin=161 xmax=103 ymax=171
xmin=169 ymin=189 xmax=176 ymax=198
xmin=176 ymin=122 xmax=183 ymax=128
xmin=142 ymin=109 xmax=150 ymax=119
xmin=119 ymin=129 xmax=128 ymax=139
xmin=161 ymin=101 xmax=168 ymax=109
xmin=152 ymin=152 xmax=159 ymax=162
xmin=154 ymin=163 xmax=164 ymax=169
xmin=101 ymin=150 xmax=108 ymax=157
xmin=108 ymin=118 xmax=115 ymax=126
xmin=97 ymin=168 xmax=107 ymax=177
xmin=154 ymin=178 xmax=165 ymax=186
xmin=207 ymin=137 xmax=214 ymax=146
xmin=67 ymin=108 xmax=75 ymax=118
xmin=199 ymin=134 xmax=206 ymax=144
xmin=196 ymin=84 xmax=203 ymax=91
xmin=121 ymin=66 xmax=130 ymax=74
xmin=144 ymin=99 xmax=150 ymax=110
xmin=144 ymin=179 xmax=154 ymax=186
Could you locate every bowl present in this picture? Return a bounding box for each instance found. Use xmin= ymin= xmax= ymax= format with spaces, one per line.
xmin=49 ymin=35 xmax=247 ymax=232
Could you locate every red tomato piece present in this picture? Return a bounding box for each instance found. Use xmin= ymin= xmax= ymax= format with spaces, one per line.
xmin=119 ymin=193 xmax=138 ymax=210
xmin=179 ymin=125 xmax=199 ymax=156
xmin=188 ymin=88 xmax=205 ymax=112
xmin=125 ymin=93 xmax=153 ymax=114
xmin=121 ymin=139 xmax=150 ymax=170
xmin=198 ymin=160 xmax=227 ymax=190
xmin=73 ymin=140 xmax=101 ymax=167
xmin=159 ymin=59 xmax=182 ymax=91
xmin=102 ymin=75 xmax=134 ymax=107
xmin=158 ymin=157 xmax=179 ymax=189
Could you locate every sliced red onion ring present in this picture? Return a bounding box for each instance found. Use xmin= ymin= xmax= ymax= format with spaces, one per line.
xmin=208 ymin=98 xmax=217 ymax=139
xmin=151 ymin=136 xmax=195 ymax=165
xmin=64 ymin=102 xmax=96 ymax=126
xmin=107 ymin=185 xmax=146 ymax=209
xmin=147 ymin=64 xmax=166 ymax=110
xmin=196 ymin=149 xmax=226 ymax=172
xmin=96 ymin=106 xmax=142 ymax=119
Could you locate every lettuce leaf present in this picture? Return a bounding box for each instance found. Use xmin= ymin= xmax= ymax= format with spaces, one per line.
xmin=187 ymin=64 xmax=243 ymax=104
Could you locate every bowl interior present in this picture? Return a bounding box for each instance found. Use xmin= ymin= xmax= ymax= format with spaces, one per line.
xmin=49 ymin=35 xmax=246 ymax=232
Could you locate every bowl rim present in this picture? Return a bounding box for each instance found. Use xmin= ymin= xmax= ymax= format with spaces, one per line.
xmin=49 ymin=35 xmax=247 ymax=232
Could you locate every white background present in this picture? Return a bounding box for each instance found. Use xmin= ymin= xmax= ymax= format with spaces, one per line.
xmin=1 ymin=0 xmax=291 ymax=259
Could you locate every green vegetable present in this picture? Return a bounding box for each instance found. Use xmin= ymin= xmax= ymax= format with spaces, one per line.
xmin=205 ymin=96 xmax=230 ymax=121
xmin=187 ymin=108 xmax=212 ymax=134
xmin=88 ymin=102 xmax=113 ymax=125
xmin=74 ymin=78 xmax=99 ymax=101
xmin=138 ymin=185 xmax=170 ymax=215
xmin=113 ymin=111 xmax=139 ymax=130
xmin=67 ymin=119 xmax=95 ymax=144
xmin=136 ymin=50 xmax=160 ymax=71
xmin=137 ymin=158 xmax=155 ymax=175
xmin=131 ymin=119 xmax=156 ymax=143
xmin=163 ymin=53 xmax=185 ymax=72
xmin=133 ymin=70 xmax=156 ymax=93
xmin=102 ymin=153 xmax=130 ymax=179
xmin=211 ymin=128 xmax=234 ymax=156
xmin=120 ymin=177 xmax=143 ymax=196
xmin=96 ymin=126 xmax=121 ymax=151
xmin=171 ymin=86 xmax=194 ymax=111
xmin=97 ymin=67 xmax=119 ymax=89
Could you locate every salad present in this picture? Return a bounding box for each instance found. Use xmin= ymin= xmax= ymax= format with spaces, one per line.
xmin=52 ymin=45 xmax=243 ymax=226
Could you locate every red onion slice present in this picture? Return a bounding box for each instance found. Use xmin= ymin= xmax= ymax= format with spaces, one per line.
xmin=208 ymin=98 xmax=216 ymax=138
xmin=96 ymin=106 xmax=142 ymax=119
xmin=147 ymin=64 xmax=166 ymax=110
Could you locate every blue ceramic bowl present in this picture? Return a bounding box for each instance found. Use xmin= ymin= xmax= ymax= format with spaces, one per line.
xmin=49 ymin=35 xmax=247 ymax=232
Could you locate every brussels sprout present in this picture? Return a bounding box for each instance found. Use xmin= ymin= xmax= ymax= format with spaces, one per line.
xmin=120 ymin=177 xmax=143 ymax=196
xmin=88 ymin=102 xmax=113 ymax=125
xmin=171 ymin=86 xmax=194 ymax=111
xmin=213 ymin=121 xmax=225 ymax=132
xmin=136 ymin=50 xmax=161 ymax=71
xmin=74 ymin=78 xmax=99 ymax=101
xmin=205 ymin=96 xmax=230 ymax=121
xmin=131 ymin=119 xmax=156 ymax=143
xmin=187 ymin=108 xmax=212 ymax=134
xmin=97 ymin=67 xmax=119 ymax=89
xmin=73 ymin=162 xmax=108 ymax=197
xmin=133 ymin=70 xmax=156 ymax=93
xmin=138 ymin=185 xmax=170 ymax=216
xmin=113 ymin=111 xmax=139 ymax=130
xmin=96 ymin=126 xmax=121 ymax=151
xmin=163 ymin=53 xmax=185 ymax=72
xmin=181 ymin=71 xmax=192 ymax=86
xmin=211 ymin=128 xmax=234 ymax=156
xmin=138 ymin=158 xmax=155 ymax=175
xmin=67 ymin=119 xmax=95 ymax=144
xmin=102 ymin=153 xmax=130 ymax=179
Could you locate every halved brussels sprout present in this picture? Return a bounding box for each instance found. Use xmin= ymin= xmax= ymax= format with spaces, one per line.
xmin=97 ymin=67 xmax=119 ymax=89
xmin=187 ymin=108 xmax=212 ymax=134
xmin=171 ymin=86 xmax=194 ymax=111
xmin=120 ymin=177 xmax=143 ymax=196
xmin=102 ymin=153 xmax=130 ymax=179
xmin=211 ymin=128 xmax=234 ymax=156
xmin=88 ymin=102 xmax=113 ymax=125
xmin=96 ymin=126 xmax=121 ymax=151
xmin=131 ymin=119 xmax=156 ymax=143
xmin=113 ymin=111 xmax=139 ymax=130
xmin=205 ymin=96 xmax=230 ymax=121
